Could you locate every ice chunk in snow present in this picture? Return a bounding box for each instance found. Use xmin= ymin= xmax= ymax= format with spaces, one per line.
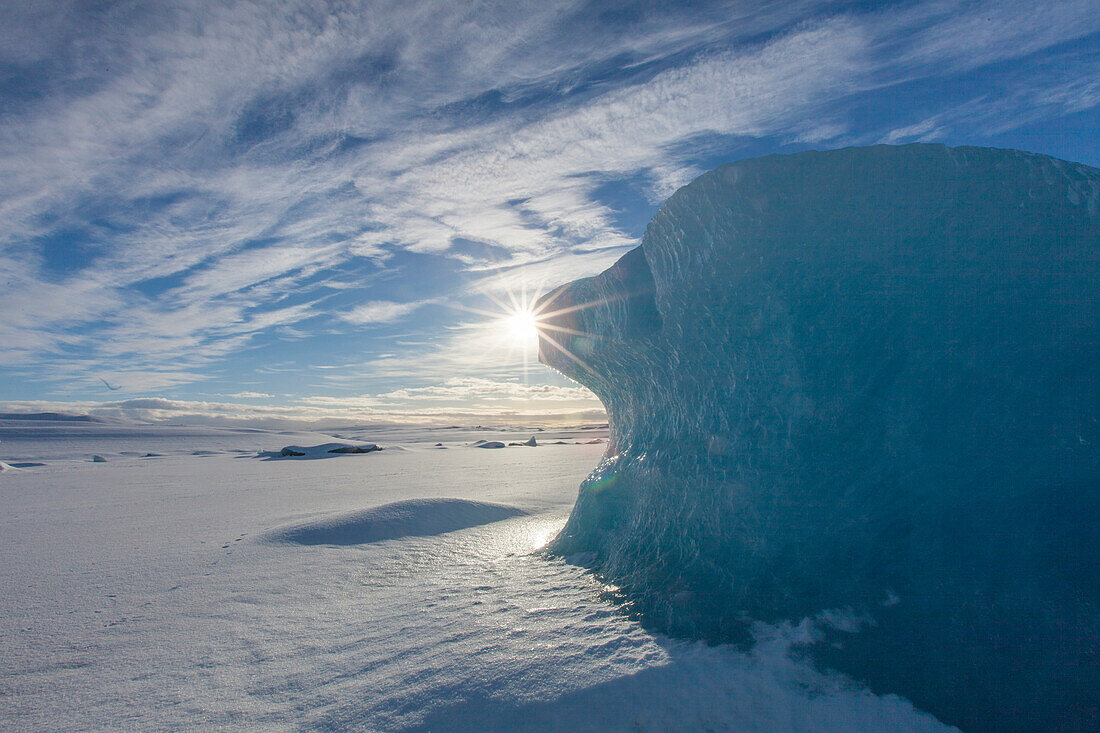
xmin=260 ymin=443 xmax=382 ymax=459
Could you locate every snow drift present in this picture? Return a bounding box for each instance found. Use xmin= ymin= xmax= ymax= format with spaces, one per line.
xmin=266 ymin=498 xmax=528 ymax=545
xmin=537 ymin=144 xmax=1099 ymax=732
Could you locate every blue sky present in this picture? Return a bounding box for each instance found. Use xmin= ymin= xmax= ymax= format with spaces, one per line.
xmin=1 ymin=0 xmax=1098 ymax=426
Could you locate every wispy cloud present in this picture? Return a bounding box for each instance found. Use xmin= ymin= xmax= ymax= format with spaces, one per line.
xmin=0 ymin=372 xmax=604 ymax=427
xmin=1 ymin=0 xmax=1097 ymax=411
xmin=341 ymin=299 xmax=435 ymax=325
xmin=374 ymin=377 xmax=598 ymax=403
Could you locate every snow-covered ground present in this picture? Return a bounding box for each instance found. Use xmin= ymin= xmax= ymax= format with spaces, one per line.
xmin=1 ymin=421 xmax=953 ymax=731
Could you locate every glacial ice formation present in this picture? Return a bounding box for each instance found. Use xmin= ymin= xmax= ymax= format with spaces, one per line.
xmin=537 ymin=144 xmax=1099 ymax=732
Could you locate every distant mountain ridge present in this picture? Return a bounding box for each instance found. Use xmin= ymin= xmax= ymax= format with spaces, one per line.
xmin=0 ymin=412 xmax=101 ymax=422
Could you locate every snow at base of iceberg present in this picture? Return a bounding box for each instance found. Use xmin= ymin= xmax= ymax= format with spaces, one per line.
xmin=0 ymin=433 xmax=954 ymax=732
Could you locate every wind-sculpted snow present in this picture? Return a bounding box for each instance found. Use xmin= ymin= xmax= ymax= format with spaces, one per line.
xmin=265 ymin=499 xmax=527 ymax=545
xmin=537 ymin=144 xmax=1100 ymax=732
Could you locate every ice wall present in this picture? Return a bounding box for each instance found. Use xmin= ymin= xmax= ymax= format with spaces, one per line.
xmin=537 ymin=144 xmax=1099 ymax=732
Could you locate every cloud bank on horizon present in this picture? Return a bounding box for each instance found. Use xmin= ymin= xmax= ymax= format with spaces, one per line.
xmin=1 ymin=0 xmax=1098 ymax=425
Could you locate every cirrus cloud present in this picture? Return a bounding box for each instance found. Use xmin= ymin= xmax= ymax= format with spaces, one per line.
xmin=1 ymin=0 xmax=1097 ymax=416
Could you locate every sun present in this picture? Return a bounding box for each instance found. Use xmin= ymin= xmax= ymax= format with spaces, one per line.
xmin=504 ymin=308 xmax=540 ymax=343
xmin=448 ymin=283 xmax=550 ymax=373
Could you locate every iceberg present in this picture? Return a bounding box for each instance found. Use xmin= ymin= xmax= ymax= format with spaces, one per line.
xmin=537 ymin=144 xmax=1099 ymax=732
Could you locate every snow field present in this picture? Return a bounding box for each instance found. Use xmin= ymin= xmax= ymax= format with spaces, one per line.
xmin=1 ymin=429 xmax=951 ymax=731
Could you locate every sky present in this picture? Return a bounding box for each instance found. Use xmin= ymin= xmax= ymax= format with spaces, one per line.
xmin=1 ymin=0 xmax=1098 ymax=426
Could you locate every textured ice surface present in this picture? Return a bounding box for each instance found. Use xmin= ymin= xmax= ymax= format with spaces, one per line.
xmin=537 ymin=144 xmax=1100 ymax=732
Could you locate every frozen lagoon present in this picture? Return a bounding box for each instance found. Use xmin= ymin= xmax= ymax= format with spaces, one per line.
xmin=0 ymin=421 xmax=951 ymax=731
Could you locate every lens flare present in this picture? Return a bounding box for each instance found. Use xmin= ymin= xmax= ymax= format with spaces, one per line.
xmin=505 ymin=308 xmax=539 ymax=343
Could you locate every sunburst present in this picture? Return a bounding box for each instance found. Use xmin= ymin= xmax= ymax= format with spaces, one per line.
xmin=504 ymin=308 xmax=539 ymax=343
xmin=447 ymin=271 xmax=613 ymax=383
